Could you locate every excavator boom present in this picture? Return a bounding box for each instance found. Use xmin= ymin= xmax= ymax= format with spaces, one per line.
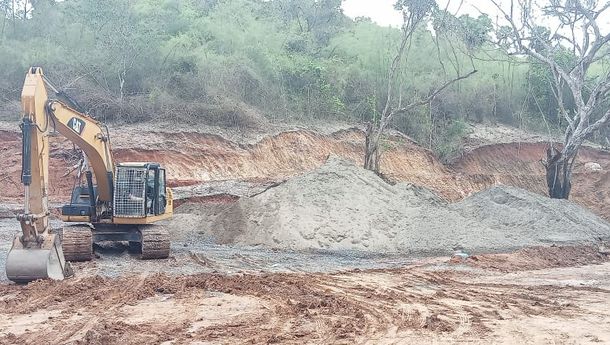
xmin=6 ymin=67 xmax=69 ymax=282
xmin=5 ymin=67 xmax=113 ymax=283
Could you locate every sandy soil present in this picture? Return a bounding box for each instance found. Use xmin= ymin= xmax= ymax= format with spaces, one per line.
xmin=2 ymin=202 xmax=609 ymax=344
xmin=0 ymin=246 xmax=608 ymax=344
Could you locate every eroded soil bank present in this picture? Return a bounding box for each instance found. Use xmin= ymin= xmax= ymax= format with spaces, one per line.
xmin=1 ymin=125 xmax=609 ymax=221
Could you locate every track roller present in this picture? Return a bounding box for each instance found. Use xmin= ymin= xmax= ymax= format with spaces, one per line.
xmin=62 ymin=225 xmax=93 ymax=262
xmin=139 ymin=225 xmax=170 ymax=260
xmin=128 ymin=240 xmax=142 ymax=254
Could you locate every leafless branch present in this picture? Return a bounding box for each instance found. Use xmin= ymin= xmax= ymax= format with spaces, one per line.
xmin=392 ymin=69 xmax=478 ymax=116
xmin=364 ymin=0 xmax=478 ymax=171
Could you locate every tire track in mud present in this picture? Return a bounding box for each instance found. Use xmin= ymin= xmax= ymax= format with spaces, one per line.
xmin=2 ymin=249 xmax=608 ymax=344
xmin=317 ymin=269 xmax=581 ymax=342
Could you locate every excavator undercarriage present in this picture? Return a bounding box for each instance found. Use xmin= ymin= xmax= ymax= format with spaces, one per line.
xmin=61 ymin=224 xmax=170 ymax=261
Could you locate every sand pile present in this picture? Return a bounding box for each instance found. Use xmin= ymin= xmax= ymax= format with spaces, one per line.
xmin=211 ymin=157 xmax=610 ymax=254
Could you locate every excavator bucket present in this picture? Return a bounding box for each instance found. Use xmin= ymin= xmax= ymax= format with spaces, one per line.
xmin=5 ymin=233 xmax=71 ymax=283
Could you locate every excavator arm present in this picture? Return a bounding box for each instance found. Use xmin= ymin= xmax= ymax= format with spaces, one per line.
xmin=44 ymin=95 xmax=115 ymax=202
xmin=6 ymin=67 xmax=114 ymax=282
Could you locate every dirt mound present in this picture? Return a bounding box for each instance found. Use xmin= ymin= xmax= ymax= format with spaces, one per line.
xmin=452 ymin=142 xmax=610 ymax=221
xmin=212 ymin=156 xmax=466 ymax=253
xmin=453 ymin=186 xmax=610 ymax=247
xmin=212 ymin=157 xmax=610 ymax=254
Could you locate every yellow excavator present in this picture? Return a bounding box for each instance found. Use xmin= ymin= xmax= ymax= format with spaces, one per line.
xmin=5 ymin=67 xmax=174 ymax=283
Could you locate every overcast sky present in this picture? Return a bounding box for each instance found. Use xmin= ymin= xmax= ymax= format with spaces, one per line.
xmin=341 ymin=0 xmax=497 ymax=27
xmin=341 ymin=0 xmax=610 ymax=30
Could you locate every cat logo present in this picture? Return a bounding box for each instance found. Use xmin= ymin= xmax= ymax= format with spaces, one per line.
xmin=68 ymin=117 xmax=86 ymax=135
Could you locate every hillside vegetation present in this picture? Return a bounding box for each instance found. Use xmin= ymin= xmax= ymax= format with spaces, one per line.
xmin=0 ymin=0 xmax=605 ymax=159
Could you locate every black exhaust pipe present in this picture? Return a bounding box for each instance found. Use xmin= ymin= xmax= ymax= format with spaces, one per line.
xmin=86 ymin=171 xmax=97 ymax=222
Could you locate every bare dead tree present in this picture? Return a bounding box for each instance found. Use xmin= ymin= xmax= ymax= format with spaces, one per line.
xmin=364 ymin=0 xmax=477 ymax=172
xmin=11 ymin=0 xmax=15 ymax=33
xmin=488 ymin=0 xmax=610 ymax=199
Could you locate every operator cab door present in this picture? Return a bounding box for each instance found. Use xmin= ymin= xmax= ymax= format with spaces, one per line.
xmin=145 ymin=166 xmax=167 ymax=216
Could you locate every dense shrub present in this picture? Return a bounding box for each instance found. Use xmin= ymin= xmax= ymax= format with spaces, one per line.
xmin=1 ymin=0 xmax=588 ymax=155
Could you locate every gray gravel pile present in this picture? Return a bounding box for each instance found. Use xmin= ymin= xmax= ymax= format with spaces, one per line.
xmin=452 ymin=186 xmax=610 ymax=248
xmin=0 ymin=206 xmax=13 ymax=219
xmin=212 ymin=156 xmax=610 ymax=254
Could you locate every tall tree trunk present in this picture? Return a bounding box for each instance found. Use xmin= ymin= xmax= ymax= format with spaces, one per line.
xmin=364 ymin=123 xmax=380 ymax=172
xmin=544 ymin=147 xmax=575 ymax=199
xmin=361 ymin=3 xmax=476 ymax=175
xmin=11 ymin=0 xmax=15 ymax=33
xmin=1 ymin=14 xmax=6 ymax=42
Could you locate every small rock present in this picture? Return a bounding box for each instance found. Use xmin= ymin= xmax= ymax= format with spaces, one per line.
xmin=450 ymin=251 xmax=469 ymax=263
xmin=584 ymin=162 xmax=602 ymax=172
xmin=454 ymin=251 xmax=469 ymax=259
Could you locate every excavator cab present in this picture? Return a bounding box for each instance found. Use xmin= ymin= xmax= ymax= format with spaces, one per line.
xmin=113 ymin=163 xmax=169 ymax=219
xmin=62 ymin=163 xmax=170 ymax=221
xmin=59 ymin=162 xmax=173 ymax=263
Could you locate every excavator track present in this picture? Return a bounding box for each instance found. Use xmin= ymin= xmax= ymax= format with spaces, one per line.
xmin=139 ymin=225 xmax=170 ymax=260
xmin=62 ymin=226 xmax=93 ymax=262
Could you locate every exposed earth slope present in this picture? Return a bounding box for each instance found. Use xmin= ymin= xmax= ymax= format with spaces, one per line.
xmin=1 ymin=122 xmax=608 ymax=221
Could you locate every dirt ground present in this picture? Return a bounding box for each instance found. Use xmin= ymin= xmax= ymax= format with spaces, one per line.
xmin=0 ymin=245 xmax=608 ymax=344
xmin=1 ymin=205 xmax=609 ymax=344
xmin=2 ymin=122 xmax=610 ymax=344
